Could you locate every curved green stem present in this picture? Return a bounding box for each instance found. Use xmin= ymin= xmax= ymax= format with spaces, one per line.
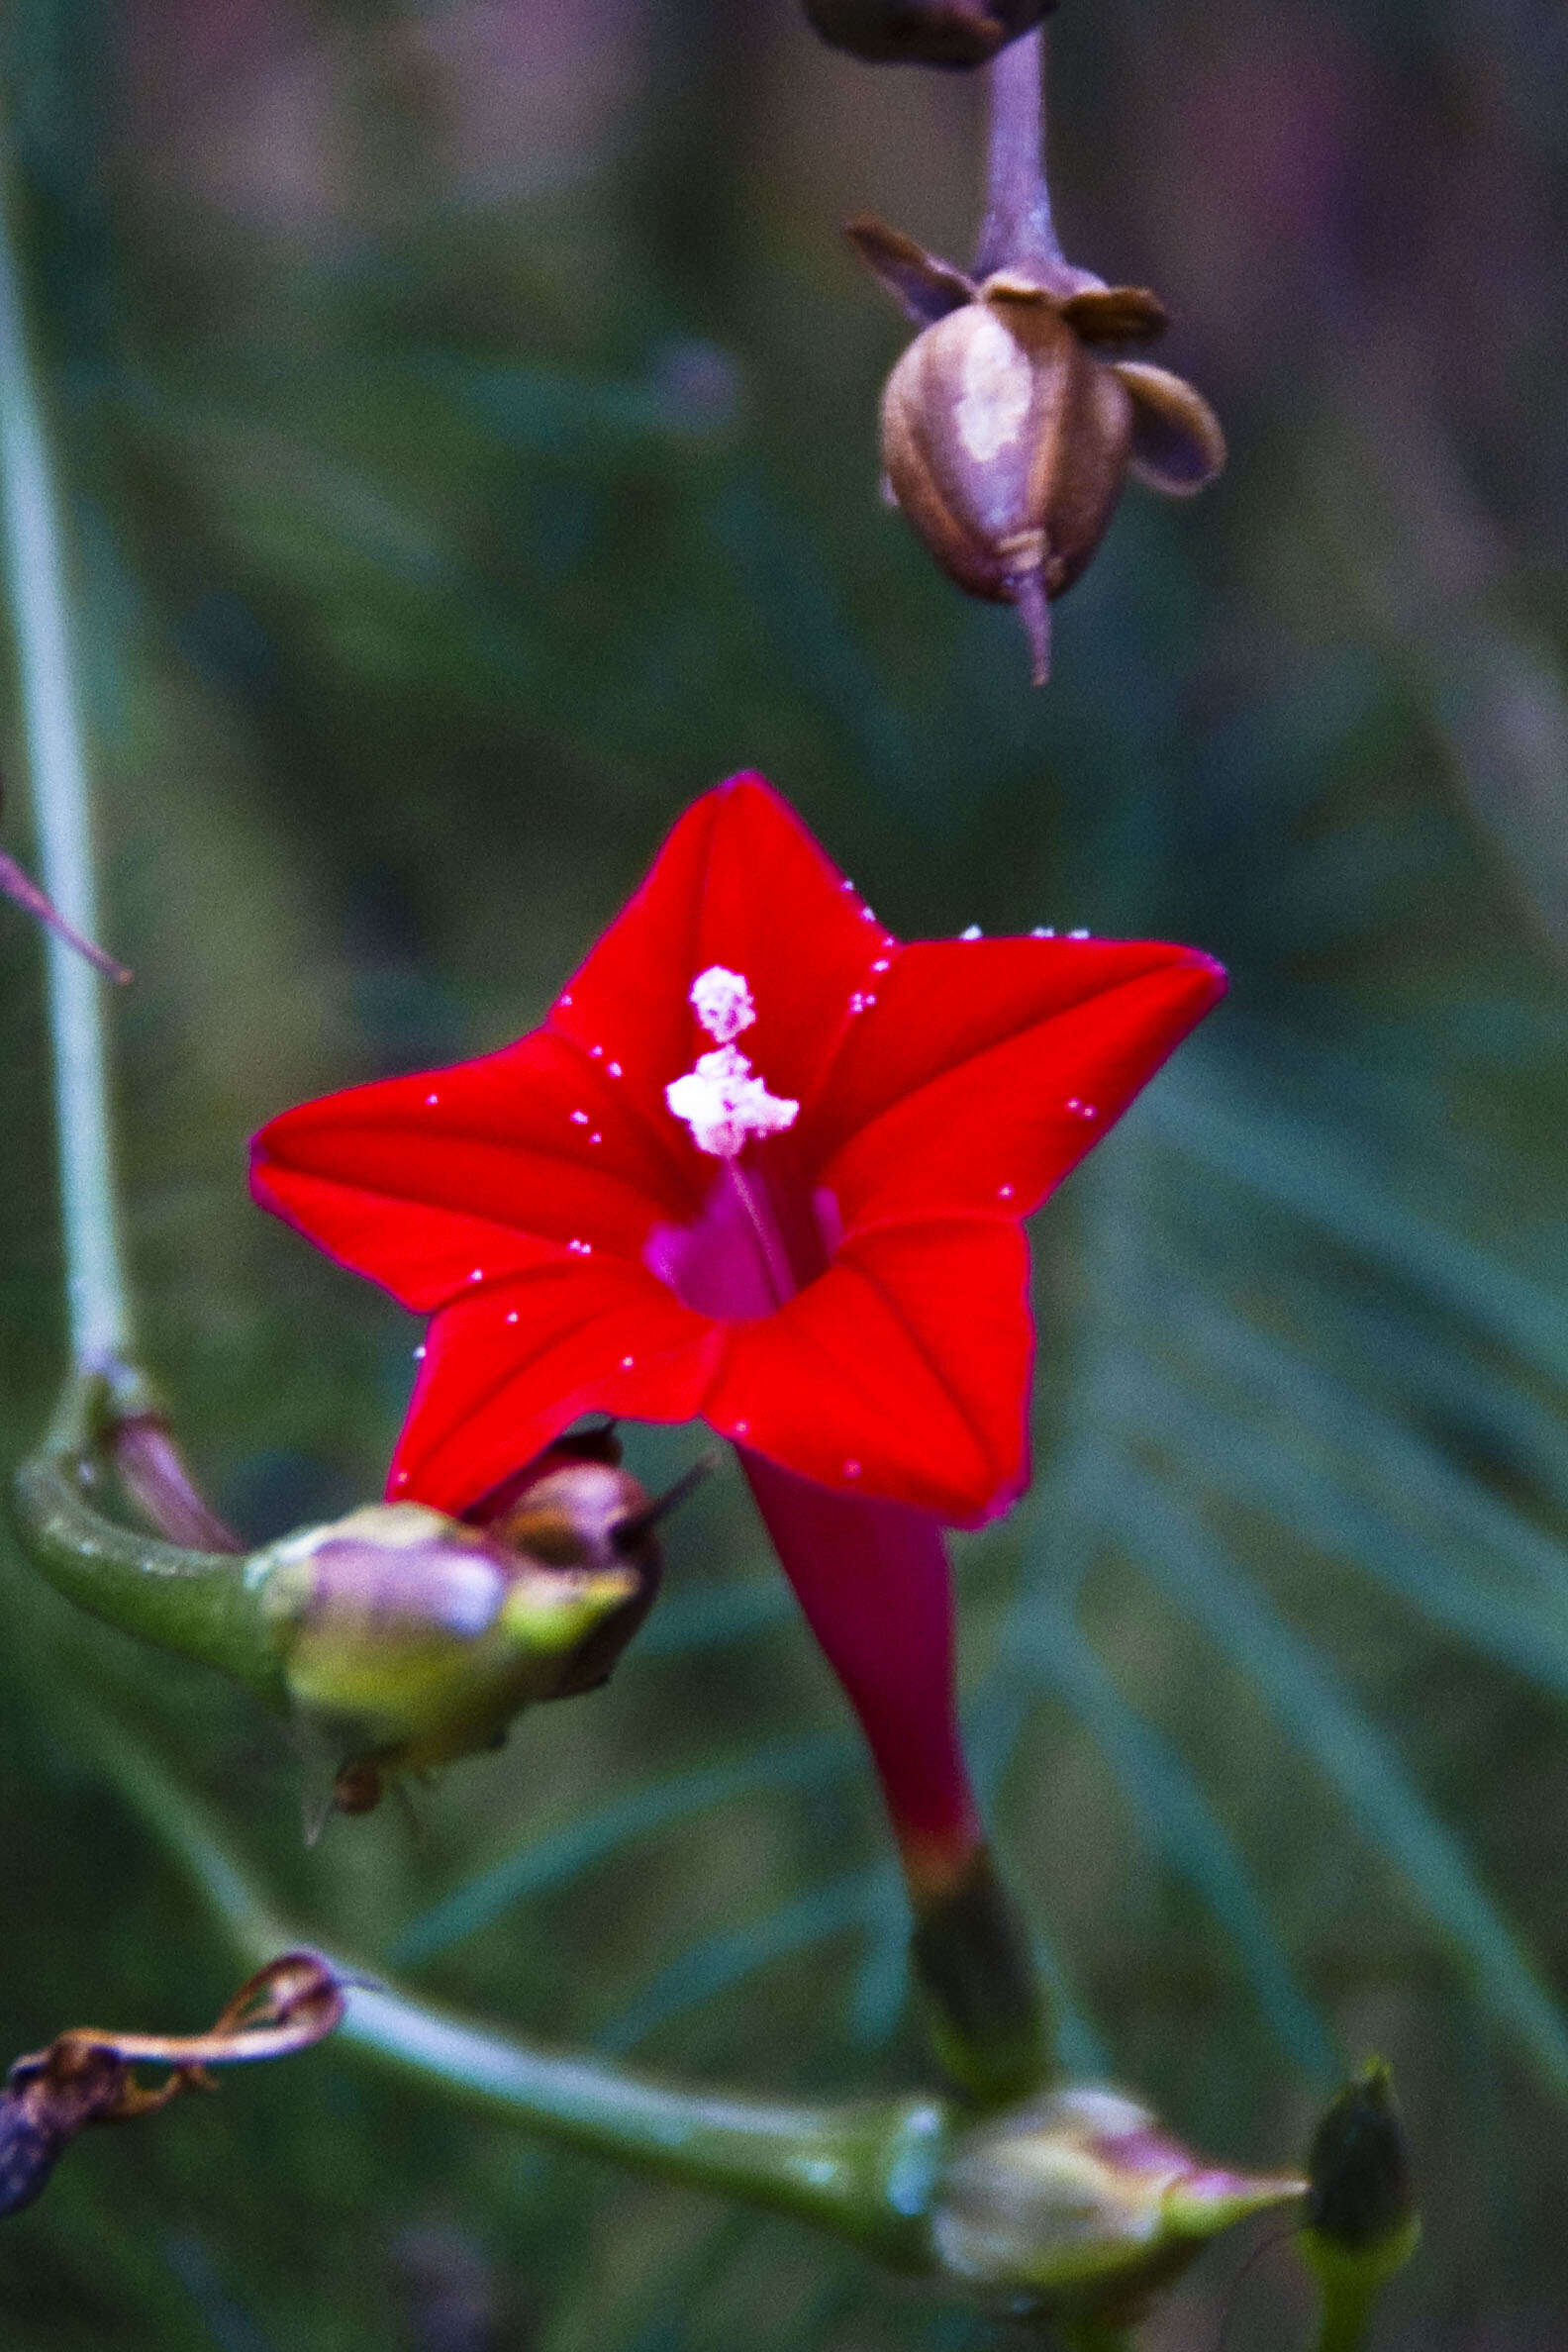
xmin=0 ymin=118 xmax=130 ymax=1369
xmin=87 ymin=1706 xmax=948 ymax=2271
xmin=12 ymin=1369 xmax=288 ymax=1708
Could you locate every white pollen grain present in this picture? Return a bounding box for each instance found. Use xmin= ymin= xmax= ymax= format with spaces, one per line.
xmin=959 ymin=924 xmax=983 ymax=940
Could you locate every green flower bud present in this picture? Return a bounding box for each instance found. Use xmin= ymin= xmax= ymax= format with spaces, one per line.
xmin=1304 ymin=2062 xmax=1420 ymax=2303
xmin=931 ymin=2086 xmax=1304 ymax=2321
xmin=803 ymin=1 xmax=1057 ymax=68
xmin=252 ymin=1454 xmax=662 ymax=1815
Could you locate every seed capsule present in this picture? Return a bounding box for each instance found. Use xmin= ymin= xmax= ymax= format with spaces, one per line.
xmin=851 ymin=218 xmax=1225 ymax=682
xmin=253 ymin=1435 xmax=678 ymax=1817
xmin=931 ymin=2084 xmax=1304 ymax=2319
xmin=803 ymin=0 xmax=1057 ymax=67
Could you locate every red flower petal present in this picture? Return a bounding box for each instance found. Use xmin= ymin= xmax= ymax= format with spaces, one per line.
xmin=807 ymin=936 xmax=1225 ymax=1233
xmin=706 ymin=1219 xmax=1032 ymax=1525
xmin=251 ymin=1028 xmax=691 ymax=1313
xmin=546 ymin=773 xmax=893 ymax=1135
xmin=389 ymin=1258 xmax=723 ymax=1512
xmin=742 ymin=1452 xmax=978 ymax=1859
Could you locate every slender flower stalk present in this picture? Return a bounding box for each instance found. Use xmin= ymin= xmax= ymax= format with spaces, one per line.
xmin=976 ymin=28 xmax=1063 ymax=283
xmin=0 ymin=117 xmax=130 ymax=1370
xmin=62 ymin=1707 xmax=1304 ymax=2312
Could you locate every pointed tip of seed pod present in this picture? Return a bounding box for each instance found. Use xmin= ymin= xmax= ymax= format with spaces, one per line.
xmin=1013 ymin=568 xmax=1052 ymax=686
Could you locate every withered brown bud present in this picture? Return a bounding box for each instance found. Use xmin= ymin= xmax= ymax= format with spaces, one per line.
xmin=849 ymin=218 xmax=1225 ymax=683
xmin=804 ymin=0 xmax=1057 ymax=68
xmin=0 ymin=1955 xmax=343 ymax=2218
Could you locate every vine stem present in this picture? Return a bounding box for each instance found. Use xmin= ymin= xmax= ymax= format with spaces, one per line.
xmin=80 ymin=1702 xmax=948 ymax=2270
xmin=0 ymin=122 xmax=131 ymax=1370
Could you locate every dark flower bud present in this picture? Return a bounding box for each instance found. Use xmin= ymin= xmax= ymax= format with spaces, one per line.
xmin=1304 ymin=2061 xmax=1419 ymax=2292
xmin=804 ymin=0 xmax=1057 ymax=68
xmin=931 ymin=2085 xmax=1304 ymax=2319
xmin=850 ymin=217 xmax=1225 ymax=683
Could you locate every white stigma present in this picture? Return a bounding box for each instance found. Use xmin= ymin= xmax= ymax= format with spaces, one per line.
xmin=666 ymin=966 xmax=798 ymax=1159
xmin=689 ymin=965 xmax=755 ymax=1045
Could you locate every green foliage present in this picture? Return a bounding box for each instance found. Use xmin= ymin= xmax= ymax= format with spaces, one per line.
xmin=3 ymin=0 xmax=1568 ymax=2344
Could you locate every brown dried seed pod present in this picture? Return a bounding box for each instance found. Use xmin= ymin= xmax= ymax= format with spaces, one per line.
xmin=869 ymin=255 xmax=1224 ymax=683
xmin=804 ymin=0 xmax=1057 ymax=68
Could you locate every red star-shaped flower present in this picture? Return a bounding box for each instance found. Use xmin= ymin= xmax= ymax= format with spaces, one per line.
xmin=251 ymin=773 xmax=1223 ymax=1532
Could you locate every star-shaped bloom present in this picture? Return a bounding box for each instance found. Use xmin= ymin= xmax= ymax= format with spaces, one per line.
xmin=252 ymin=773 xmax=1223 ymax=1531
xmin=252 ymin=776 xmax=1223 ymax=1941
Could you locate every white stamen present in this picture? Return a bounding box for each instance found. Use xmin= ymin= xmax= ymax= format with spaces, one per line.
xmin=666 ymin=1043 xmax=798 ymax=1161
xmin=690 ymin=965 xmax=756 ymax=1045
xmin=1068 ymin=928 xmax=1090 ymax=939
xmin=959 ymin=924 xmax=983 ymax=940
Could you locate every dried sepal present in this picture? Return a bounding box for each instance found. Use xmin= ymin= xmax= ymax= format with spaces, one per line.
xmin=1115 ymin=361 xmax=1227 ymax=496
xmin=805 ymin=0 xmax=1057 ymax=68
xmin=845 ymin=215 xmax=976 ymax=326
xmin=1057 ymin=284 xmax=1169 ymax=349
xmin=0 ymin=1955 xmax=343 ymax=2219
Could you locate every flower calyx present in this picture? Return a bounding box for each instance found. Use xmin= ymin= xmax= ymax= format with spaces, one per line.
xmin=0 ymin=1955 xmax=343 ymax=2219
xmin=930 ymin=2083 xmax=1305 ymax=2321
xmin=848 ymin=214 xmax=1225 ymax=684
xmin=256 ymin=1432 xmax=682 ymax=1821
xmin=803 ymin=0 xmax=1058 ymax=68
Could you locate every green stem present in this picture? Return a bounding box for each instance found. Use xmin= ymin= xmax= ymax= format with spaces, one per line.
xmin=1314 ymin=2282 xmax=1378 ymax=2352
xmin=0 ymin=123 xmax=130 ymax=1369
xmin=11 ymin=1369 xmax=288 ymax=1708
xmin=88 ymin=1707 xmax=948 ymax=2271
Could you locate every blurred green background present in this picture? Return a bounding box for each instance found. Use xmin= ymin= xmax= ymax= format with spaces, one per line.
xmin=3 ymin=0 xmax=1568 ymax=2343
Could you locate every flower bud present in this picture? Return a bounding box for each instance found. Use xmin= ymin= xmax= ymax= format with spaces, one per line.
xmin=252 ymin=1461 xmax=660 ymax=1815
xmin=1303 ymin=2061 xmax=1419 ymax=2297
xmin=803 ymin=0 xmax=1056 ymax=67
xmin=931 ymin=2085 xmax=1304 ymax=2320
